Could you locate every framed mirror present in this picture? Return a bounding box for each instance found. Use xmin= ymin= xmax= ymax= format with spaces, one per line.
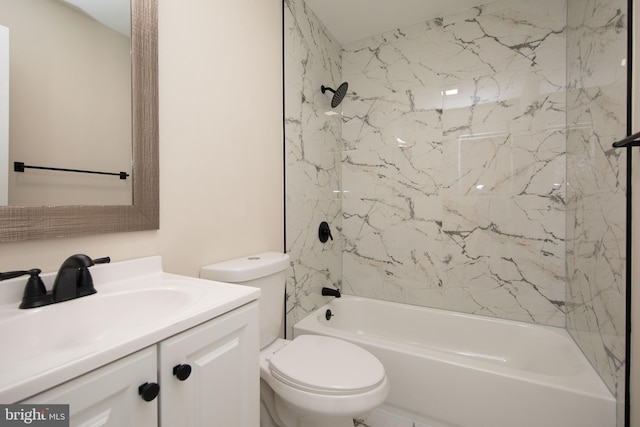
xmin=0 ymin=0 xmax=158 ymax=242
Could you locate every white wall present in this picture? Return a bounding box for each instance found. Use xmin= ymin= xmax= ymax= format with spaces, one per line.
xmin=0 ymin=0 xmax=284 ymax=277
xmin=0 ymin=25 xmax=7 ymax=206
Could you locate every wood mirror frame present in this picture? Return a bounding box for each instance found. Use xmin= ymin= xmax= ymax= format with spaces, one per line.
xmin=0 ymin=0 xmax=158 ymax=242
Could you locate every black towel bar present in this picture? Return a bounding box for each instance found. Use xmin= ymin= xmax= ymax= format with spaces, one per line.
xmin=14 ymin=162 xmax=129 ymax=180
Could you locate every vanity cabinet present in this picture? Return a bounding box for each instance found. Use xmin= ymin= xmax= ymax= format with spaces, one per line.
xmin=21 ymin=302 xmax=259 ymax=427
xmin=159 ymin=301 xmax=259 ymax=426
xmin=23 ymin=347 xmax=159 ymax=427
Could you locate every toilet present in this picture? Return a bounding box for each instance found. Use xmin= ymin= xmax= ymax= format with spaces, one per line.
xmin=200 ymin=252 xmax=389 ymax=427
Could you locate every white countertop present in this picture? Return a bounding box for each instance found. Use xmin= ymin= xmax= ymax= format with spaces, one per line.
xmin=0 ymin=256 xmax=260 ymax=403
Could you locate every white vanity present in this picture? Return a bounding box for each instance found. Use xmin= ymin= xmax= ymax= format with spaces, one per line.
xmin=0 ymin=256 xmax=260 ymax=426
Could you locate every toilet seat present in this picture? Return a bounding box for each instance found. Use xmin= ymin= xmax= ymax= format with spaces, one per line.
xmin=269 ymin=335 xmax=386 ymax=396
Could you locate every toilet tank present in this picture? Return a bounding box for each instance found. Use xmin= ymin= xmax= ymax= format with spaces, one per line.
xmin=200 ymin=252 xmax=290 ymax=349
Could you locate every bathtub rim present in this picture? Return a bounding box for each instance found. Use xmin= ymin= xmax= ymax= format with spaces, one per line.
xmin=293 ymin=295 xmax=615 ymax=402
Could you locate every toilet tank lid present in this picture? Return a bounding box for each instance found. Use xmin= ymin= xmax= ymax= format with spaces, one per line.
xmin=200 ymin=252 xmax=290 ymax=283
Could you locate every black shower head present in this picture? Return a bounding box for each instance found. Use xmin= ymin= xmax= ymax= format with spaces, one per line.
xmin=321 ymin=82 xmax=349 ymax=108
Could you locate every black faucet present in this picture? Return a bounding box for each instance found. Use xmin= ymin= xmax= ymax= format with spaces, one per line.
xmin=52 ymin=255 xmax=110 ymax=303
xmin=321 ymin=287 xmax=341 ymax=298
xmin=0 ymin=255 xmax=110 ymax=309
xmin=52 ymin=254 xmax=94 ymax=302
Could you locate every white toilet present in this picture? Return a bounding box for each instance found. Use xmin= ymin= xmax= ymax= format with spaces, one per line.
xmin=200 ymin=252 xmax=389 ymax=427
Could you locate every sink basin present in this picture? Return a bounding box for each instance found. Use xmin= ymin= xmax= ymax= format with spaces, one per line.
xmin=0 ymin=256 xmax=260 ymax=403
xmin=0 ymin=285 xmax=192 ymax=362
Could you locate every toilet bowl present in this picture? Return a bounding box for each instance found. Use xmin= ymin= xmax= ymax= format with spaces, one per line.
xmin=200 ymin=253 xmax=390 ymax=427
xmin=260 ymin=337 xmax=389 ymax=427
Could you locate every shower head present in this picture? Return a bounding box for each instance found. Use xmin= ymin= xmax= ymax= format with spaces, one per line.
xmin=321 ymin=82 xmax=349 ymax=108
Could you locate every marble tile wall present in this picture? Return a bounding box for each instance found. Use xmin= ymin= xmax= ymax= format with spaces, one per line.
xmin=284 ymin=0 xmax=343 ymax=337
xmin=285 ymin=0 xmax=628 ymax=424
xmin=340 ymin=0 xmax=568 ymax=326
xmin=565 ymin=0 xmax=627 ymax=423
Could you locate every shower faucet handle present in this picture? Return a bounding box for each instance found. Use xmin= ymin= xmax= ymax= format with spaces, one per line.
xmin=319 ymin=221 xmax=333 ymax=243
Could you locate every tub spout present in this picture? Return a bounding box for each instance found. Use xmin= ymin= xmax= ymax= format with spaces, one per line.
xmin=322 ymin=287 xmax=341 ymax=298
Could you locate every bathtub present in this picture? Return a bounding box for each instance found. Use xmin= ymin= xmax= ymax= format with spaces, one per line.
xmin=293 ymin=296 xmax=615 ymax=427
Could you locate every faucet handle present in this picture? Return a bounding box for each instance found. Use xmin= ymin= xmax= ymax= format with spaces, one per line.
xmin=319 ymin=221 xmax=333 ymax=243
xmin=0 ymin=268 xmax=40 ymax=282
xmin=21 ymin=269 xmax=52 ymax=308
xmin=0 ymin=268 xmax=53 ymax=309
xmin=76 ymin=256 xmax=110 ymax=297
xmin=92 ymin=257 xmax=111 ymax=265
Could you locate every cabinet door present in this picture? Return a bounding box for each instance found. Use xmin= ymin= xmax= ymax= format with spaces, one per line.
xmin=159 ymin=301 xmax=259 ymax=427
xmin=23 ymin=347 xmax=158 ymax=427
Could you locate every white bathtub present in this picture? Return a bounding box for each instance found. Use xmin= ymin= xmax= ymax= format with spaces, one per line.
xmin=293 ymin=295 xmax=615 ymax=427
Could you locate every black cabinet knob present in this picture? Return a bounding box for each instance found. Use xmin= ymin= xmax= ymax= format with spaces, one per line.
xmin=138 ymin=382 xmax=160 ymax=402
xmin=173 ymin=364 xmax=192 ymax=381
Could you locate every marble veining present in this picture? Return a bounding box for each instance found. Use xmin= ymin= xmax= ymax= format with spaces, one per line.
xmin=284 ymin=0 xmax=343 ymax=336
xmin=566 ymin=0 xmax=627 ymax=424
xmin=284 ymin=0 xmax=627 ymax=424
xmin=341 ymin=0 xmax=567 ymax=327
